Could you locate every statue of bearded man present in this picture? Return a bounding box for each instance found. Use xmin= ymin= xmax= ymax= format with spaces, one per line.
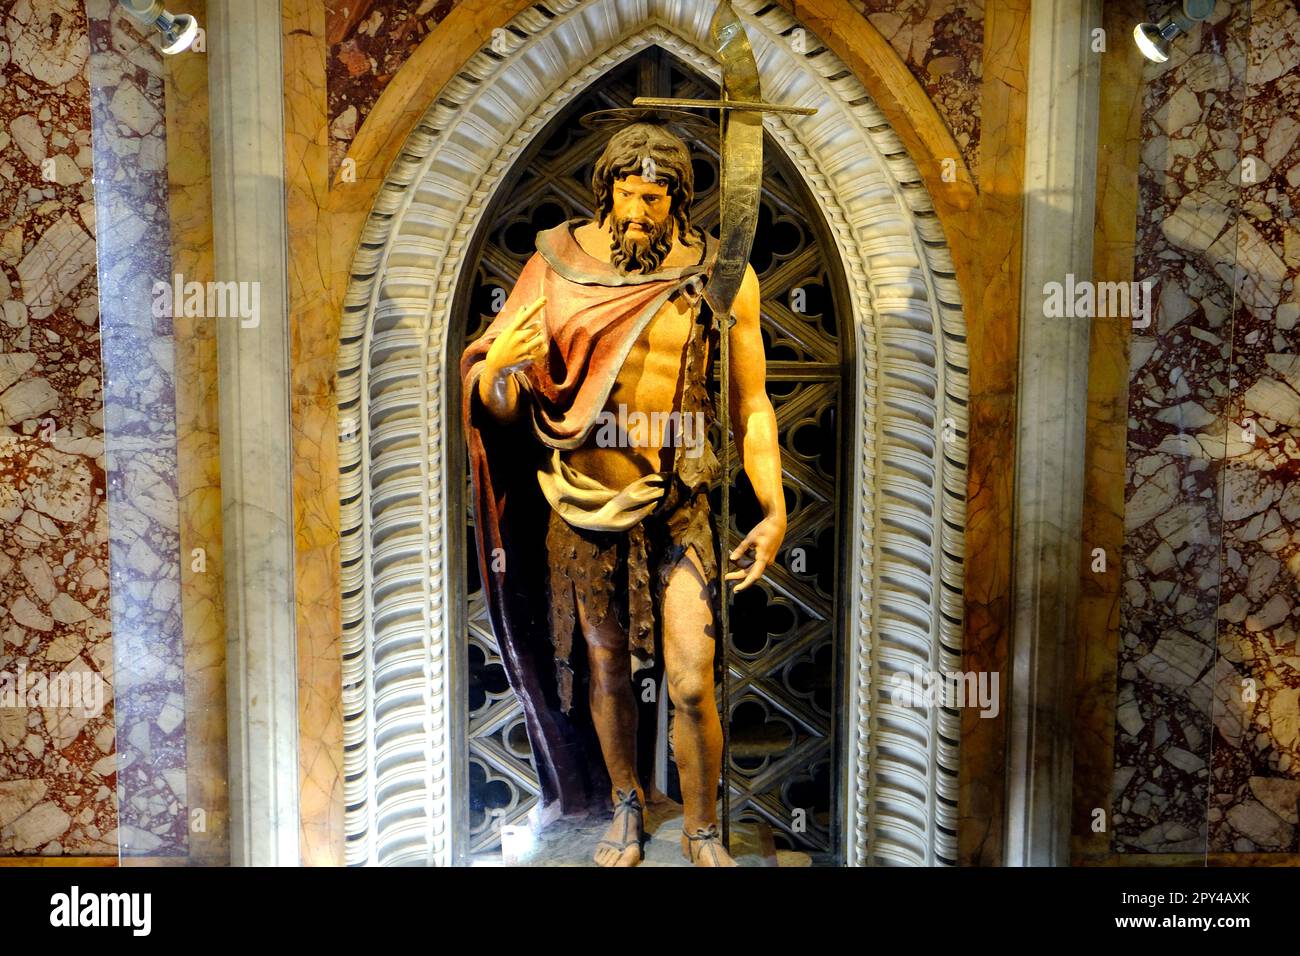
xmin=461 ymin=120 xmax=786 ymax=867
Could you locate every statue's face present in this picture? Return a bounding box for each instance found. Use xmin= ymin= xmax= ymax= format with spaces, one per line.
xmin=610 ymin=174 xmax=672 ymax=241
xmin=607 ymin=173 xmax=676 ymax=274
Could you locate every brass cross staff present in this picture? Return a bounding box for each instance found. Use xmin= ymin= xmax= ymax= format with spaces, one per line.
xmin=634 ymin=0 xmax=816 ymax=849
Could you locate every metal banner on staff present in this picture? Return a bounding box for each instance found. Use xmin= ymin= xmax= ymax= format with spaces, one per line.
xmin=633 ymin=0 xmax=816 ymax=846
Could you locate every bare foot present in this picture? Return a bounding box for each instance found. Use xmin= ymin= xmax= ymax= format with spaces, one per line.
xmin=593 ymin=789 xmax=643 ymax=867
xmin=681 ymin=824 xmax=738 ymax=867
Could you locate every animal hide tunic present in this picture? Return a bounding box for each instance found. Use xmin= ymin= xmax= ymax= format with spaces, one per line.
xmin=460 ymin=219 xmax=721 ymax=815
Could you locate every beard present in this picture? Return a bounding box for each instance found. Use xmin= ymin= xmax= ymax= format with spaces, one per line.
xmin=609 ymin=212 xmax=674 ymax=275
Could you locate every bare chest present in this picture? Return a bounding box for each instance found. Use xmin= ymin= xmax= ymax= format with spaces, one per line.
xmin=564 ymin=293 xmax=704 ymax=485
xmin=607 ymin=294 xmax=699 ymax=413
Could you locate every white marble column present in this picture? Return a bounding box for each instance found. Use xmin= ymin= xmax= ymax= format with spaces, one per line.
xmin=1005 ymin=0 xmax=1102 ymax=866
xmin=207 ymin=0 xmax=301 ymax=866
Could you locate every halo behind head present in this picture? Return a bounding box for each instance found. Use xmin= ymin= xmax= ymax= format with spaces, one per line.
xmin=579 ymin=107 xmax=717 ymax=136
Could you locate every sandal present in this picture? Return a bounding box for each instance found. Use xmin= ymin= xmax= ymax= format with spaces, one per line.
xmin=595 ymin=788 xmax=645 ymax=862
xmin=681 ymin=823 xmax=729 ymax=865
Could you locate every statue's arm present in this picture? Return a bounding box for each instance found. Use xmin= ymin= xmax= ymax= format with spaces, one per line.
xmin=477 ymin=364 xmax=526 ymax=423
xmin=725 ymin=265 xmax=787 ymax=592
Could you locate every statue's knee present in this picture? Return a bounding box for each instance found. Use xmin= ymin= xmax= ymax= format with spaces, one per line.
xmin=585 ymin=639 xmax=628 ymax=689
xmin=667 ymin=670 xmax=712 ymax=713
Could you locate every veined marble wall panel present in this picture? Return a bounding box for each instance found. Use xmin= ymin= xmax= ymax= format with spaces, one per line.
xmin=323 ymin=0 xmax=983 ymax=179
xmin=848 ymin=0 xmax=982 ymax=171
xmin=0 ymin=0 xmax=115 ymax=857
xmin=1208 ymin=0 xmax=1300 ymax=854
xmin=87 ymin=2 xmax=188 ymax=858
xmin=1109 ymin=0 xmax=1300 ymax=857
xmin=325 ymin=0 xmax=457 ymax=177
xmin=284 ymin=0 xmax=346 ymax=866
xmin=1110 ymin=1 xmax=1247 ymax=856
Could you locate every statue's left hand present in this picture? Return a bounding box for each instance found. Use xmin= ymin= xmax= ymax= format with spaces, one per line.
xmin=725 ymin=513 xmax=786 ymax=592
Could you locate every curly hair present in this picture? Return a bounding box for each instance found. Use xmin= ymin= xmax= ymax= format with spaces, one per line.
xmin=591 ymin=123 xmax=702 ymax=246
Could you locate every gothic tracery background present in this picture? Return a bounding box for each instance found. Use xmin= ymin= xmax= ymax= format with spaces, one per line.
xmin=455 ymin=48 xmax=852 ymax=863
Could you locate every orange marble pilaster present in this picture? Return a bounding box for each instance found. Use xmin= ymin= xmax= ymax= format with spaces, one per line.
xmin=165 ymin=0 xmax=229 ymax=866
xmin=283 ymin=0 xmax=345 ymax=867
xmin=1071 ymin=0 xmax=1145 ymax=867
xmin=955 ymin=0 xmax=1030 ymax=867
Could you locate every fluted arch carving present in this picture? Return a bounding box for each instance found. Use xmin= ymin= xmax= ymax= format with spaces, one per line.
xmin=337 ymin=0 xmax=968 ymax=867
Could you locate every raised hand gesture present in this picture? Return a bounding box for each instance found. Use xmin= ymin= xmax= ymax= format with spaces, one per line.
xmin=486 ymin=296 xmax=548 ymax=377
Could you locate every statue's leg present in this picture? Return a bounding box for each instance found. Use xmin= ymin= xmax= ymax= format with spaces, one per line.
xmin=662 ymin=547 xmax=735 ymax=865
xmin=576 ymin=596 xmax=640 ymax=803
xmin=576 ymin=594 xmax=644 ymax=867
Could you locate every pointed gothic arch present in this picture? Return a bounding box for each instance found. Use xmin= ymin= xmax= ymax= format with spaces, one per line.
xmin=336 ymin=0 xmax=968 ymax=867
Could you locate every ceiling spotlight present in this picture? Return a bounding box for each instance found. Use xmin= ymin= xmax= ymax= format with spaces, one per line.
xmin=116 ymin=0 xmax=201 ymax=56
xmin=1134 ymin=0 xmax=1216 ymax=63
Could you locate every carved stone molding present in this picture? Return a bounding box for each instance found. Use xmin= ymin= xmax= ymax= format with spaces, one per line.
xmin=337 ymin=0 xmax=968 ymax=866
xmin=209 ymin=0 xmax=301 ymax=866
xmin=1004 ymin=0 xmax=1101 ymax=867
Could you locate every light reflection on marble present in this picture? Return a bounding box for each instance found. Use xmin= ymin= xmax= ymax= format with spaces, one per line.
xmin=285 ymin=0 xmax=346 ymax=865
xmin=87 ymin=3 xmax=188 ymax=858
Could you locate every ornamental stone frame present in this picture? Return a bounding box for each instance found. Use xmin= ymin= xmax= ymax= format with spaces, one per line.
xmin=336 ymin=0 xmax=969 ymax=867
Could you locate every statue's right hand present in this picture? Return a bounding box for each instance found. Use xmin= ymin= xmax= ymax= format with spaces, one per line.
xmin=485 ymin=296 xmax=548 ymax=378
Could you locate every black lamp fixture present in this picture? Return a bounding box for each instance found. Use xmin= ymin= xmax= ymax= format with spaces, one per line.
xmin=1134 ymin=0 xmax=1217 ymax=63
xmin=115 ymin=0 xmax=200 ymax=55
